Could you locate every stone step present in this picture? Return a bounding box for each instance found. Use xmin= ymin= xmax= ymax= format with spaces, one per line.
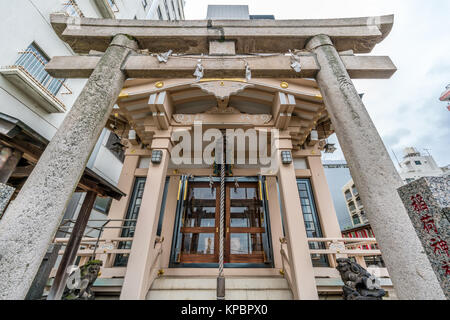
xmin=147 ymin=289 xmax=293 ymax=300
xmin=147 ymin=276 xmax=293 ymax=300
xmin=150 ymin=276 xmax=289 ymax=290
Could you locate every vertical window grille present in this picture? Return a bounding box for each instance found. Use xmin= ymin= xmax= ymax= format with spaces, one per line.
xmin=164 ymin=0 xmax=171 ymax=20
xmin=114 ymin=178 xmax=146 ymax=267
xmin=296 ymin=179 xmax=329 ymax=267
xmin=15 ymin=43 xmax=66 ymax=96
xmin=157 ymin=6 xmax=163 ymax=20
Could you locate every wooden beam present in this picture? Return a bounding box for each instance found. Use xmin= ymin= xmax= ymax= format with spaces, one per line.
xmin=0 ymin=147 xmax=23 ymax=184
xmin=11 ymin=165 xmax=34 ymax=179
xmin=47 ymin=191 xmax=97 ymax=300
xmin=46 ymin=55 xmax=397 ymax=80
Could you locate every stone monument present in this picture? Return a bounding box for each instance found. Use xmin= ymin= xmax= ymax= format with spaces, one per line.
xmin=398 ymin=176 xmax=449 ymax=299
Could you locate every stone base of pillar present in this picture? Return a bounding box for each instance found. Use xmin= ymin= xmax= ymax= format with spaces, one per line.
xmin=0 ymin=183 xmax=14 ymax=217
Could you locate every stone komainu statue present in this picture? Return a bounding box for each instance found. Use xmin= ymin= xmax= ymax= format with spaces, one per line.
xmin=336 ymin=258 xmax=386 ymax=300
xmin=62 ymin=260 xmax=103 ymax=300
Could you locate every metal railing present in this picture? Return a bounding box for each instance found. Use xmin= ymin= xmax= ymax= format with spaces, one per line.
xmin=61 ymin=0 xmax=85 ymax=17
xmin=55 ymin=218 xmax=137 ymax=267
xmin=107 ymin=0 xmax=120 ymax=12
xmin=4 ymin=47 xmax=72 ymax=102
xmin=54 ymin=218 xmax=165 ymax=273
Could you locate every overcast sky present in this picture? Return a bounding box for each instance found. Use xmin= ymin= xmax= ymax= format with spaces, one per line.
xmin=184 ymin=0 xmax=450 ymax=167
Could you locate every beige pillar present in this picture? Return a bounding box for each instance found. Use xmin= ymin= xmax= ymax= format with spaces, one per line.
xmin=306 ymin=34 xmax=445 ymax=300
xmin=101 ymin=154 xmax=140 ymax=267
xmin=276 ymin=135 xmax=318 ymax=300
xmin=266 ymin=176 xmax=284 ymax=270
xmin=120 ymin=137 xmax=171 ymax=300
xmin=0 ymin=34 xmax=138 ymax=300
xmin=160 ymin=176 xmax=181 ymax=268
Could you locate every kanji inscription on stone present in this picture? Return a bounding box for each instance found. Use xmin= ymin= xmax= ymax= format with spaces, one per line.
xmin=398 ymin=176 xmax=450 ymax=299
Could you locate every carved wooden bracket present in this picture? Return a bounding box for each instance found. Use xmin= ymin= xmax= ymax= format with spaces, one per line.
xmin=192 ymin=80 xmax=254 ymax=100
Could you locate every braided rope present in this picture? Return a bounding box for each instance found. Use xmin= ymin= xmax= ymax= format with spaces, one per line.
xmin=219 ymin=134 xmax=225 ymax=278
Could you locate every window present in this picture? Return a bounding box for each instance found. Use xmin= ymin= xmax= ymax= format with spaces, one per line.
xmin=352 ymin=215 xmax=361 ymax=225
xmin=156 ymin=178 xmax=170 ymax=236
xmin=164 ymin=0 xmax=171 ymax=20
xmin=297 ymin=179 xmax=328 ymax=267
xmin=348 ymin=201 xmax=356 ymax=212
xmin=105 ymin=131 xmax=125 ymax=163
xmin=177 ymin=0 xmax=183 ymax=19
xmin=107 ymin=0 xmax=119 ymax=12
xmin=345 ymin=190 xmax=352 ymax=201
xmin=114 ymin=178 xmax=146 ymax=267
xmin=171 ymin=0 xmax=177 ymax=19
xmin=364 ymin=255 xmax=385 ymax=268
xmin=157 ymin=6 xmax=163 ymax=20
xmin=114 ymin=177 xmax=170 ymax=266
xmin=93 ymin=196 xmax=112 ymax=214
xmin=415 ymin=161 xmax=422 ymax=165
xmin=15 ymin=43 xmax=65 ymax=96
xmin=62 ymin=0 xmax=84 ymax=17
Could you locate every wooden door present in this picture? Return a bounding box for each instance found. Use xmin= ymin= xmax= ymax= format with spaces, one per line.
xmin=225 ymin=182 xmax=266 ymax=264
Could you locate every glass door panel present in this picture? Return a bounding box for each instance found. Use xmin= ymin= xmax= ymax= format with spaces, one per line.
xmin=179 ymin=183 xmax=218 ymax=263
xmin=226 ymin=183 xmax=266 ymax=264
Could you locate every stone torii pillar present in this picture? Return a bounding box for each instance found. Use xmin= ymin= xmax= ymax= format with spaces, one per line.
xmin=306 ymin=34 xmax=446 ymax=300
xmin=0 ymin=34 xmax=138 ymax=300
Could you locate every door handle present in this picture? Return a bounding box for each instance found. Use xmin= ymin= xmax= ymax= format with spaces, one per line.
xmin=227 ymin=227 xmax=230 ymax=233
xmin=216 ymin=227 xmax=219 ymax=233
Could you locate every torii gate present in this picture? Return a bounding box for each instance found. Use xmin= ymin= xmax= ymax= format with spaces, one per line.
xmin=0 ymin=14 xmax=445 ymax=300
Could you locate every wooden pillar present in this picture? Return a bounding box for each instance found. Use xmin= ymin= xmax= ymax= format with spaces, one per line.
xmin=120 ymin=137 xmax=171 ymax=300
xmin=47 ymin=191 xmax=97 ymax=300
xmin=0 ymin=147 xmax=22 ymax=184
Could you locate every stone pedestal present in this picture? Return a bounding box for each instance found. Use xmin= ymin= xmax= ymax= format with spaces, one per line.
xmin=0 ymin=183 xmax=14 ymax=217
xmin=398 ymin=177 xmax=449 ymax=299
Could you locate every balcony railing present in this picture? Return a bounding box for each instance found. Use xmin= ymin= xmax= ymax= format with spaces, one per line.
xmin=61 ymin=0 xmax=85 ymax=17
xmin=1 ymin=47 xmax=71 ymax=112
xmin=15 ymin=50 xmax=71 ymax=96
